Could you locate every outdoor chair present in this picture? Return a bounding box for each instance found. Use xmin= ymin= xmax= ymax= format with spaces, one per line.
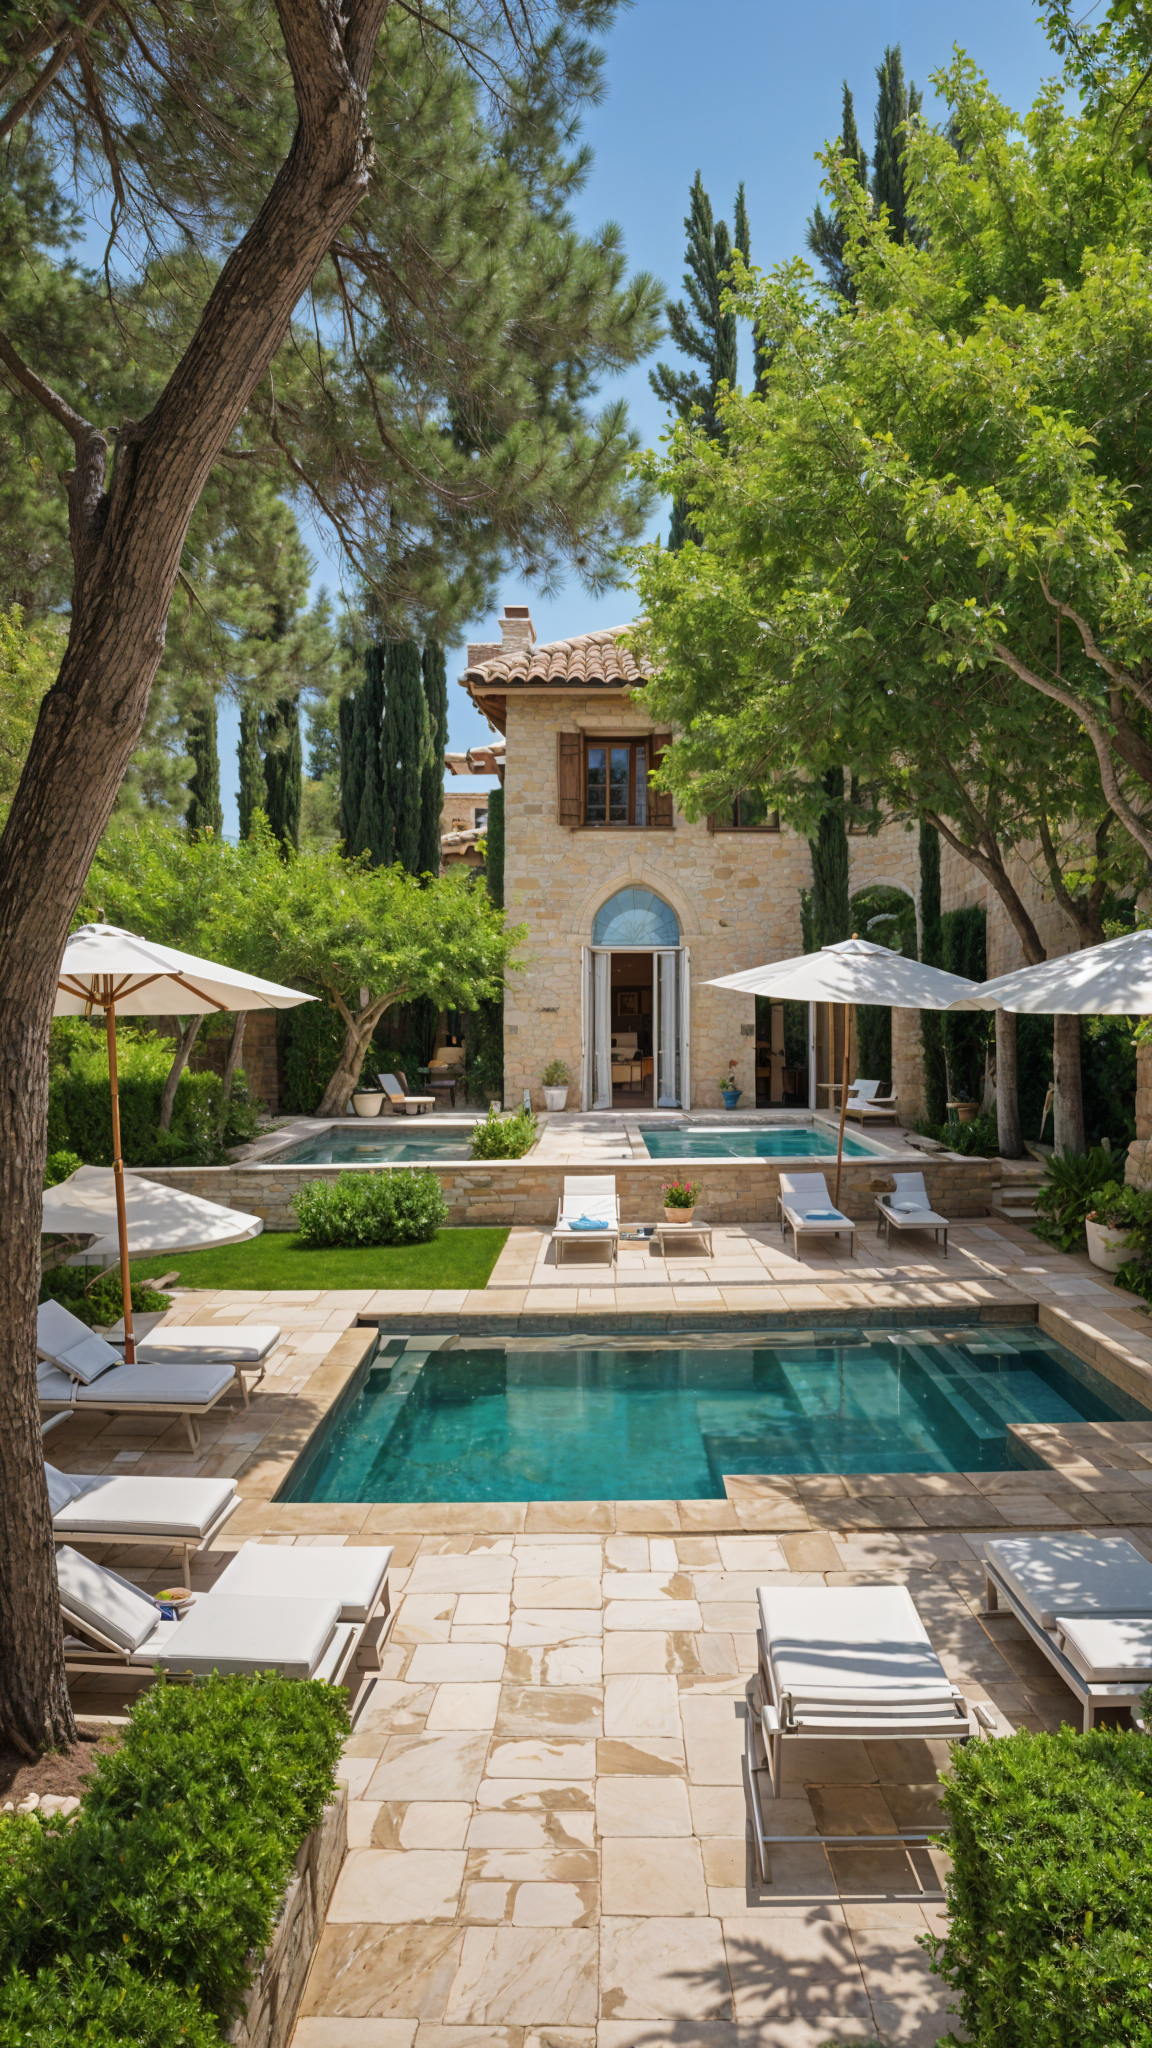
xmin=46 ymin=1461 xmax=241 ymax=1588
xmin=426 ymin=1043 xmax=465 ymax=1107
xmin=746 ymin=1581 xmax=979 ymax=1882
xmin=776 ymin=1171 xmax=856 ymax=1257
xmin=37 ymin=1301 xmax=236 ymax=1455
xmin=552 ymin=1174 xmax=620 ymax=1266
xmin=985 ymin=1534 xmax=1152 ymax=1731
xmin=56 ymin=1545 xmax=366 ymax=1685
xmin=875 ymin=1171 xmax=949 ymax=1256
xmin=108 ymin=1317 xmax=280 ymax=1403
xmin=378 ymin=1071 xmax=435 ymax=1115
xmin=844 ymin=1077 xmax=900 ymax=1125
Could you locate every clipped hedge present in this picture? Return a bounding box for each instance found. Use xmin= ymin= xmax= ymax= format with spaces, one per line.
xmin=0 ymin=1958 xmax=217 ymax=2048
xmin=0 ymin=1674 xmax=348 ymax=2031
xmin=293 ymin=1167 xmax=447 ymax=1247
xmin=929 ymin=1721 xmax=1152 ymax=2048
xmin=470 ymin=1103 xmax=537 ymax=1159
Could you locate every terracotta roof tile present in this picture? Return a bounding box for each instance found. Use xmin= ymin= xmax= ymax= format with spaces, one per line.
xmin=462 ymin=625 xmax=650 ymax=694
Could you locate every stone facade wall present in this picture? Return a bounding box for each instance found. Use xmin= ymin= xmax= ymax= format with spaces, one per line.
xmin=188 ymin=1008 xmax=281 ymax=1116
xmin=135 ymin=1154 xmax=994 ymax=1230
xmin=890 ymin=1007 xmax=927 ymax=1123
xmin=226 ymin=1788 xmax=346 ymax=2048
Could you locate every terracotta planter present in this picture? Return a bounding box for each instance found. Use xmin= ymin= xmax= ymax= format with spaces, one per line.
xmin=1086 ymin=1217 xmax=1129 ymax=1274
xmin=543 ymin=1086 xmax=569 ymax=1112
xmin=948 ymin=1100 xmax=978 ymax=1125
xmin=664 ymin=1206 xmax=695 ymax=1224
xmin=351 ymin=1091 xmax=384 ymax=1117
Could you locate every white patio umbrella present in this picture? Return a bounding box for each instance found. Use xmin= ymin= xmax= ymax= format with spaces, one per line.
xmin=946 ymin=926 xmax=1152 ymax=1013
xmin=708 ymin=937 xmax=980 ymax=1203
xmin=42 ymin=1163 xmax=264 ymax=1261
xmin=54 ymin=925 xmax=313 ymax=1359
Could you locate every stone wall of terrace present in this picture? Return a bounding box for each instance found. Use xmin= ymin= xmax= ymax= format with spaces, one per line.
xmin=135 ymin=1152 xmax=995 ymax=1232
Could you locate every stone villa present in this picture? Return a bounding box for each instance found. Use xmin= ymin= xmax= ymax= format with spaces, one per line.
xmin=453 ymin=606 xmax=1082 ymax=1116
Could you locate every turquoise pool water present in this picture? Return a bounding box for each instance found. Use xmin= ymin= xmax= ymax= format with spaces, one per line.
xmin=641 ymin=1123 xmax=875 ymax=1160
xmin=279 ymin=1324 xmax=1151 ymax=1502
xmin=274 ymin=1125 xmax=476 ymax=1165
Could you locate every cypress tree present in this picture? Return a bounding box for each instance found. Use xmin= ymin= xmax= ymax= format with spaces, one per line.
xmin=485 ymin=786 xmax=504 ymax=909
xmin=186 ymin=702 xmax=222 ymax=839
xmin=808 ymin=767 xmax=850 ymax=946
xmin=237 ymin=701 xmax=264 ymax=839
xmin=263 ymin=695 xmax=302 ymax=854
xmin=380 ymin=639 xmax=431 ymax=875
xmin=352 ymin=646 xmax=388 ymax=864
xmin=919 ymin=820 xmax=948 ymax=1122
xmin=806 ymin=82 xmax=869 ymax=301
xmin=337 ymin=690 xmax=360 ymax=851
xmin=651 ymin=171 xmax=752 ymax=545
xmin=733 ymin=181 xmax=770 ymax=395
xmin=871 ymin=45 xmax=921 ymax=246
xmin=418 ymin=642 xmax=448 ymax=878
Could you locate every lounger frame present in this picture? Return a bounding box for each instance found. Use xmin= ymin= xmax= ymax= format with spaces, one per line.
xmin=985 ymin=1557 xmax=1147 ymax=1732
xmin=52 ymin=1489 xmax=242 ymax=1589
xmin=875 ymin=1200 xmax=948 ymax=1257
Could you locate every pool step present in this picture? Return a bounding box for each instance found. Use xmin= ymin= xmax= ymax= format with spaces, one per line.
xmin=991 ymin=1162 xmax=1046 ymax=1226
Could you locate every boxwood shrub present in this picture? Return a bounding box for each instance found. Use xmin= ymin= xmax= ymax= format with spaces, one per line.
xmin=293 ymin=1166 xmax=447 ymax=1247
xmin=0 ymin=1673 xmax=348 ymax=2031
xmin=929 ymin=1720 xmax=1152 ymax=2048
xmin=0 ymin=1958 xmax=218 ymax=2047
xmin=470 ymin=1103 xmax=537 ymax=1159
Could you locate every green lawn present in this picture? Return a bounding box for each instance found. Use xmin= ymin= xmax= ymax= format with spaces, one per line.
xmin=125 ymin=1227 xmax=509 ymax=1292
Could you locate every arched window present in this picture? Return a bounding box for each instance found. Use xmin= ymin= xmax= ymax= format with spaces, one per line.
xmin=592 ymin=888 xmax=680 ymax=948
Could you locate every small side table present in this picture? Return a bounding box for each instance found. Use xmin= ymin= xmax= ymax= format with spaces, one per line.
xmin=654 ymin=1219 xmax=714 ymax=1257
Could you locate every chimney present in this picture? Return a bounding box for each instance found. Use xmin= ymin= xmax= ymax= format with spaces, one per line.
xmin=499 ymin=604 xmax=536 ymax=655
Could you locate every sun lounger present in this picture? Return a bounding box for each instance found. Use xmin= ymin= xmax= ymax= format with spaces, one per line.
xmin=46 ymin=1462 xmax=240 ymax=1588
xmin=776 ymin=1171 xmax=856 ymax=1257
xmin=56 ymin=1546 xmax=362 ymax=1684
xmin=37 ymin=1301 xmax=236 ymax=1454
xmin=108 ymin=1321 xmax=280 ymax=1403
xmin=746 ymin=1583 xmax=978 ymax=1882
xmin=844 ymin=1078 xmax=900 ymax=1125
xmin=378 ymin=1071 xmax=435 ymax=1115
xmin=552 ymin=1175 xmax=620 ymax=1266
xmin=985 ymin=1535 xmax=1152 ymax=1731
xmin=875 ymin=1172 xmax=949 ymax=1256
xmin=211 ymin=1540 xmax=393 ymax=1663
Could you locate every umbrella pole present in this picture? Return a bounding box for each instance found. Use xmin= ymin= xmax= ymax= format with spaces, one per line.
xmin=106 ymin=1001 xmax=135 ymax=1364
xmin=834 ymin=1003 xmax=850 ymax=1209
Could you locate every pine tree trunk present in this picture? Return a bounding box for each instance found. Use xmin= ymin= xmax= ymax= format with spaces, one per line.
xmin=222 ymin=1011 xmax=248 ymax=1100
xmin=995 ymin=1009 xmax=1024 ymax=1158
xmin=0 ymin=0 xmax=387 ymax=1752
xmin=158 ymin=1017 xmax=203 ymax=1131
xmin=1053 ymin=1014 xmax=1086 ymax=1157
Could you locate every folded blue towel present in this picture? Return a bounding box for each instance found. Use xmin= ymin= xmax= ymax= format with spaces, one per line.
xmin=569 ymin=1216 xmax=610 ymax=1232
xmin=804 ymin=1209 xmax=844 ymax=1221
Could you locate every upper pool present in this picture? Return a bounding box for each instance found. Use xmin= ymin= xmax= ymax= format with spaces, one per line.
xmin=278 ymin=1323 xmax=1151 ymax=1502
xmin=641 ymin=1122 xmax=877 ymax=1160
xmin=272 ymin=1125 xmax=476 ymax=1166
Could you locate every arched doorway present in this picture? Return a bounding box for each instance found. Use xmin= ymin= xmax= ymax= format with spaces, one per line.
xmin=584 ymin=888 xmax=688 ymax=1109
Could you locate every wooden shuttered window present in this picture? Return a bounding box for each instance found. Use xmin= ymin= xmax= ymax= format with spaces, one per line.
xmin=650 ymin=733 xmax=674 ymax=829
xmin=557 ymin=731 xmax=583 ymax=826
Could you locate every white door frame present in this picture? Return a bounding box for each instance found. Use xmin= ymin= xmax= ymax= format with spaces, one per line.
xmin=585 ymin=944 xmax=689 ymax=1111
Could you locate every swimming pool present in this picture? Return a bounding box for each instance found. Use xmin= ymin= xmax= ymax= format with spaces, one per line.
xmin=272 ymin=1125 xmax=477 ymax=1166
xmin=278 ymin=1324 xmax=1150 ymax=1502
xmin=640 ymin=1123 xmax=877 ymax=1160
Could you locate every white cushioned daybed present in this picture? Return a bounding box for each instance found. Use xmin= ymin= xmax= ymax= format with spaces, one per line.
xmin=47 ymin=1462 xmax=240 ymax=1587
xmin=985 ymin=1534 xmax=1152 ymax=1730
xmin=37 ymin=1302 xmax=236 ymax=1455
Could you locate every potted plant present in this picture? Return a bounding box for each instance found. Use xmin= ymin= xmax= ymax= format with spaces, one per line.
xmin=720 ymin=1070 xmax=741 ymax=1109
xmin=946 ymin=1094 xmax=978 ymax=1126
xmin=1085 ymin=1180 xmax=1136 ymax=1273
xmin=350 ymin=1085 xmax=384 ymax=1117
xmin=541 ymin=1058 xmax=571 ymax=1113
xmin=662 ymin=1178 xmax=701 ymax=1224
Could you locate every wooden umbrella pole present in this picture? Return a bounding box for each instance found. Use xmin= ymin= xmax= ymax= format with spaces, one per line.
xmin=834 ymin=1002 xmax=851 ymax=1209
xmin=105 ymin=997 xmax=135 ymax=1363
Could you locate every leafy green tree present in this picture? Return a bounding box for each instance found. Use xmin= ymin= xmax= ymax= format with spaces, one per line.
xmin=185 ymin=704 xmax=223 ymax=841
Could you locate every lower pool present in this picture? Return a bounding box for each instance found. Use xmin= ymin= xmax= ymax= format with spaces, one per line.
xmin=278 ymin=1324 xmax=1151 ymax=1502
xmin=272 ymin=1125 xmax=476 ymax=1165
xmin=640 ymin=1123 xmax=876 ymax=1160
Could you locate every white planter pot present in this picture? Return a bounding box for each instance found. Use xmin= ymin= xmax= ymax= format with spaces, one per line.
xmin=351 ymin=1092 xmax=384 ymax=1118
xmin=543 ymin=1086 xmax=569 ymax=1112
xmin=1086 ymin=1217 xmax=1129 ymax=1274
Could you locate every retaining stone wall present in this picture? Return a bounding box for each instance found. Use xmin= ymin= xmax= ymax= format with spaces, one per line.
xmin=135 ymin=1154 xmax=995 ymax=1231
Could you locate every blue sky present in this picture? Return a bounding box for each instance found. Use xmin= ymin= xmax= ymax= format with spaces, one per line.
xmin=224 ymin=0 xmax=1057 ymax=824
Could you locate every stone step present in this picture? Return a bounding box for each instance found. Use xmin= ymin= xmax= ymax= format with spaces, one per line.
xmin=991 ymin=1187 xmax=1040 ymax=1223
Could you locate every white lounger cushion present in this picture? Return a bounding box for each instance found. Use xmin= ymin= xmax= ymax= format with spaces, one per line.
xmin=56 ymin=1544 xmax=163 ymax=1652
xmin=760 ymin=1584 xmax=955 ymax=1702
xmin=149 ymin=1595 xmax=340 ymax=1679
xmin=122 ymin=1325 xmax=280 ymax=1364
xmin=39 ymin=1359 xmax=235 ymax=1407
xmin=53 ymin=1474 xmax=236 ymax=1540
xmin=1056 ymin=1614 xmax=1152 ymax=1684
xmin=45 ymin=1463 xmax=87 ymax=1515
xmin=986 ymin=1535 xmax=1152 ymax=1631
xmin=212 ymin=1540 xmax=393 ymax=1621
xmin=37 ymin=1301 xmax=122 ymax=1384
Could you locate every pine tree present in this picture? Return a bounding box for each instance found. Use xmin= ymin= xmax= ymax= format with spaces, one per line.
xmin=237 ymin=701 xmax=264 ymax=839
xmin=806 ymin=83 xmax=869 ymax=301
xmin=418 ymin=643 xmax=448 ymax=878
xmin=381 ymin=640 xmax=432 ymax=876
xmin=733 ymin=181 xmax=771 ymax=395
xmin=185 ymin=702 xmax=222 ymax=839
xmin=263 ymin=695 xmax=302 ymax=854
xmin=808 ymin=767 xmax=850 ymax=945
xmin=871 ymin=45 xmax=922 ymax=245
